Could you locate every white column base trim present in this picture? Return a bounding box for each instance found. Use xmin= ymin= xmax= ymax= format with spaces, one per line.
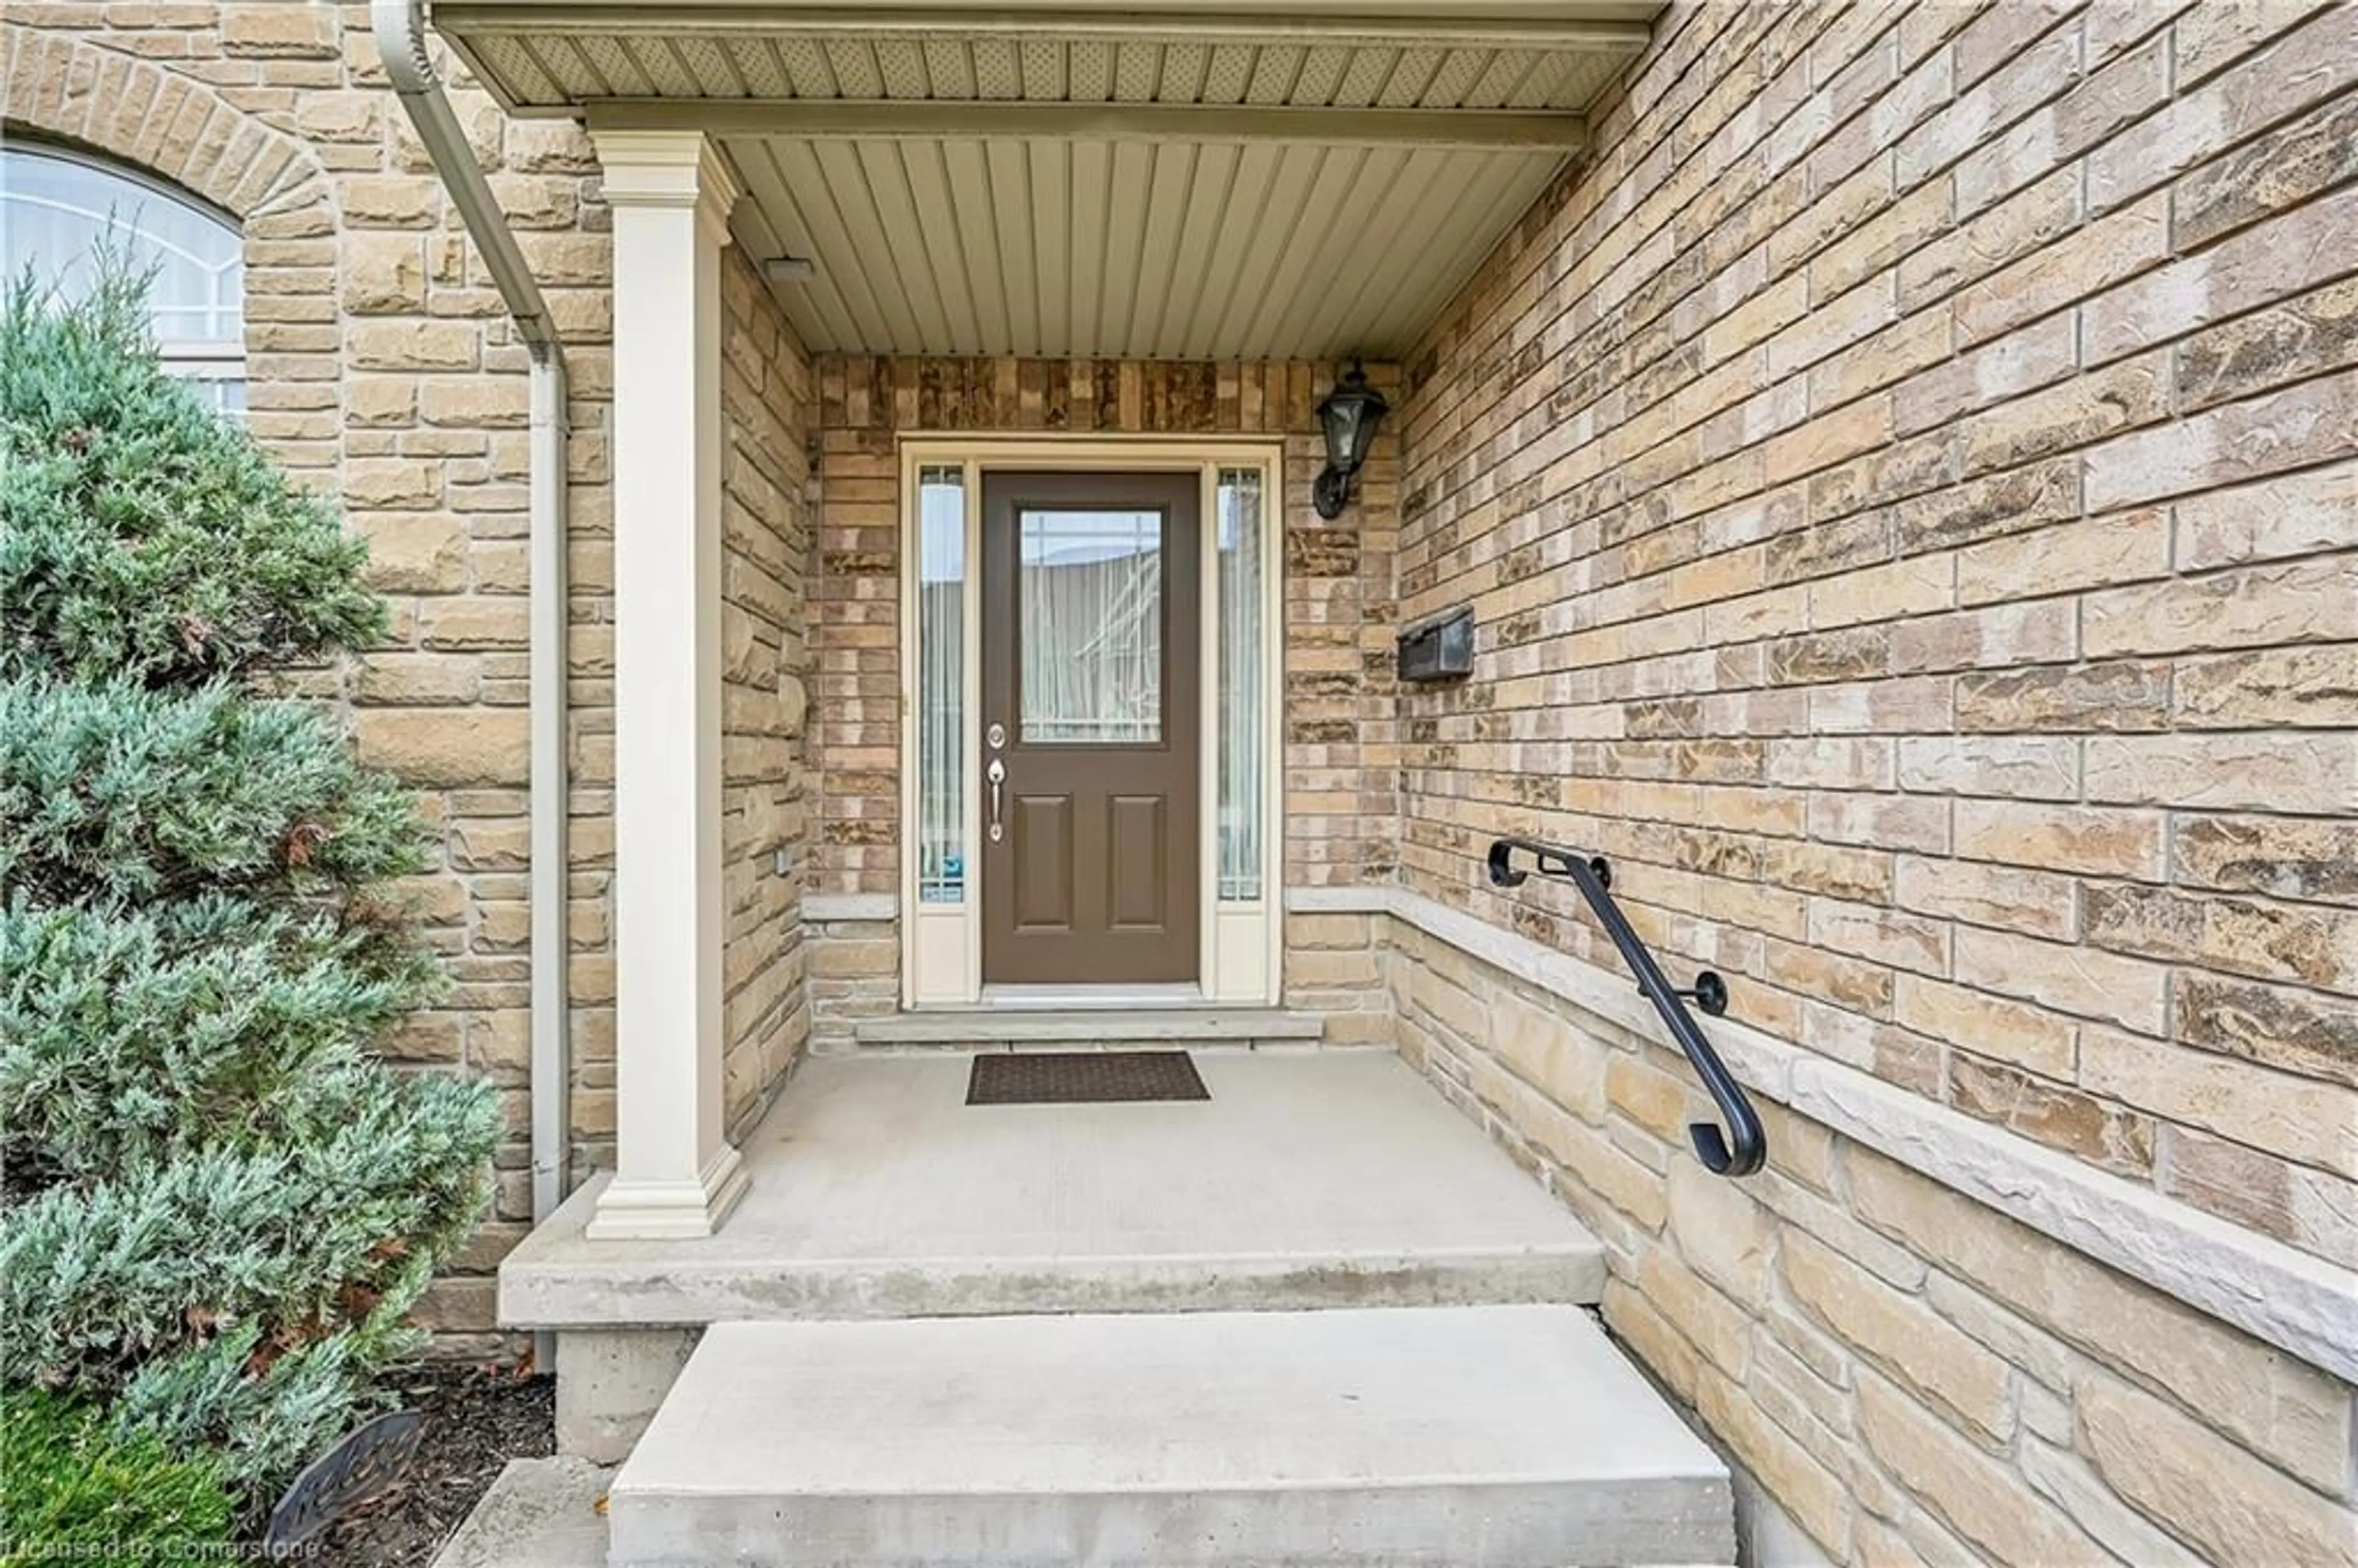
xmin=585 ymin=1146 xmax=749 ymax=1241
xmin=1288 ymin=882 xmax=2358 ymax=1384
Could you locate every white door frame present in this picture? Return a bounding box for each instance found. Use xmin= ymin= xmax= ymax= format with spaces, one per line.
xmin=897 ymin=435 xmax=1285 ymax=1008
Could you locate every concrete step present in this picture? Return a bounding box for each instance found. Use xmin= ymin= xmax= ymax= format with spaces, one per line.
xmin=430 ymin=1457 xmax=610 ymax=1568
xmin=852 ymin=1007 xmax=1326 ymax=1049
xmin=608 ymin=1305 xmax=1735 ymax=1568
xmin=502 ymin=1055 xmax=1609 ymax=1328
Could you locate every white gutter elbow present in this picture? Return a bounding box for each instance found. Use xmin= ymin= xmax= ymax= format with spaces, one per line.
xmin=373 ymin=0 xmax=558 ymax=359
xmin=373 ymin=0 xmax=572 ymax=1242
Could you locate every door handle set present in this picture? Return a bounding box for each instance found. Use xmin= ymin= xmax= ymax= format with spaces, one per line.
xmin=986 ymin=756 xmax=1006 ymax=842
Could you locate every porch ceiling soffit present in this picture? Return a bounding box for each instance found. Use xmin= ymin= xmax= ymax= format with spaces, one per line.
xmin=429 ymin=2 xmax=1659 ymax=359
xmin=432 ymin=4 xmax=1657 ymax=114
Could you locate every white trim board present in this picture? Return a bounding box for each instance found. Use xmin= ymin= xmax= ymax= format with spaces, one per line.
xmin=1287 ymin=883 xmax=2358 ymax=1385
xmin=897 ymin=438 xmax=1286 ymax=1010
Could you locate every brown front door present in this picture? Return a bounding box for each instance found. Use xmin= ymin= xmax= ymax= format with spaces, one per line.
xmin=981 ymin=470 xmax=1200 ymax=985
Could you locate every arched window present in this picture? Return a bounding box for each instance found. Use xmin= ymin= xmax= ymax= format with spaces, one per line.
xmin=0 ymin=139 xmax=245 ymax=410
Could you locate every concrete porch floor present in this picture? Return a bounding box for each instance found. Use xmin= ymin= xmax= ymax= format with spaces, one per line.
xmin=500 ymin=1051 xmax=1607 ymax=1328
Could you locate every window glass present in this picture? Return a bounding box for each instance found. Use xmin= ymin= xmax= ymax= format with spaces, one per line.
xmin=916 ymin=467 xmax=968 ymax=903
xmin=1018 ymin=510 xmax=1164 ymax=745
xmin=1216 ymin=469 xmax=1265 ymax=901
xmin=0 ymin=142 xmax=244 ymax=399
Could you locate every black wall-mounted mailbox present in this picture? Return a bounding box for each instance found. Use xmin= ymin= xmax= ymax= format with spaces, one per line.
xmin=1398 ymin=605 xmax=1475 ymax=683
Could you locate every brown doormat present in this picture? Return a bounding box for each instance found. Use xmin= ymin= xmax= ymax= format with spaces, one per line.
xmin=966 ymin=1050 xmax=1210 ymax=1105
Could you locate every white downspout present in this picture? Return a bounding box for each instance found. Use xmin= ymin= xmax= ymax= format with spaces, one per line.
xmin=373 ymin=1 xmax=570 ymax=1342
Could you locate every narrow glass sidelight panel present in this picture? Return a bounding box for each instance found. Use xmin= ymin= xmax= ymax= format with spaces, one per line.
xmin=1019 ymin=510 xmax=1164 ymax=744
xmin=917 ymin=466 xmax=967 ymax=904
xmin=1216 ymin=468 xmax=1265 ymax=902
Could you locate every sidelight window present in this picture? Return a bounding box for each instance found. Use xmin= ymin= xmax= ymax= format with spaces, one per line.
xmin=916 ymin=466 xmax=967 ymax=903
xmin=1216 ymin=468 xmax=1266 ymax=902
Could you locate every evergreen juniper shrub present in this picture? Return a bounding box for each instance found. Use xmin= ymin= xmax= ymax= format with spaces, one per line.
xmin=0 ymin=263 xmax=501 ymax=1506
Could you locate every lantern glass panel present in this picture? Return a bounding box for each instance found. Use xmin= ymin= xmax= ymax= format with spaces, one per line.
xmin=1347 ymin=397 xmax=1383 ymax=468
xmin=1320 ymin=400 xmax=1361 ymax=470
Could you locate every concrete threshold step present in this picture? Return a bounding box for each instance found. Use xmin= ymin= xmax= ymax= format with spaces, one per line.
xmin=608 ymin=1305 xmax=1734 ymax=1568
xmin=501 ymin=1057 xmax=1609 ymax=1327
xmin=854 ymin=1007 xmax=1326 ymax=1049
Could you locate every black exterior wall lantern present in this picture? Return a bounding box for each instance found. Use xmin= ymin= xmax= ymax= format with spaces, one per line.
xmin=1313 ymin=359 xmax=1389 ymax=519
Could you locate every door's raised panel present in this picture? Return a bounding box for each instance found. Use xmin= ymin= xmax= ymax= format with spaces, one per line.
xmin=1107 ymin=794 xmax=1168 ymax=931
xmin=1013 ymin=794 xmax=1075 ymax=931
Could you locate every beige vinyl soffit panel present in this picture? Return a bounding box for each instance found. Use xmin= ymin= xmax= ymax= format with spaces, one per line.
xmin=585 ymin=101 xmax=1586 ymax=149
xmin=430 ymin=3 xmax=1660 ymax=358
xmin=433 ymin=7 xmax=1656 ymax=115
xmin=715 ymin=136 xmax=1565 ymax=358
xmin=432 ymin=3 xmax=1659 ymax=47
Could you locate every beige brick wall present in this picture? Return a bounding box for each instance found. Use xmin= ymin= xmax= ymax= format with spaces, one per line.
xmin=1398 ymin=0 xmax=2358 ymax=1272
xmin=1391 ymin=920 xmax=2356 ymax=1566
xmin=807 ymin=355 xmax=1400 ymax=1040
xmin=1387 ymin=0 xmax=2358 ymax=1556
xmin=2 ymin=5 xmax=811 ymax=1339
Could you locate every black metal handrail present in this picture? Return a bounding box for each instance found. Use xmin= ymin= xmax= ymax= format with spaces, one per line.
xmin=1487 ymin=836 xmax=1767 ymax=1178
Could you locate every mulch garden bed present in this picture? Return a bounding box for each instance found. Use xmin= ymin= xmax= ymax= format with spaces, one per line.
xmin=298 ymin=1360 xmax=556 ymax=1567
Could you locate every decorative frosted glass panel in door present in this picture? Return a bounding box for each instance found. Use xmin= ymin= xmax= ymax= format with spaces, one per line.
xmin=1216 ymin=469 xmax=1265 ymax=901
xmin=1019 ymin=511 xmax=1162 ymax=744
xmin=916 ymin=467 xmax=966 ymax=903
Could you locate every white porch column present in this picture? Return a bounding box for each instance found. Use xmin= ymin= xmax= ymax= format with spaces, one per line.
xmin=586 ymin=130 xmax=748 ymax=1240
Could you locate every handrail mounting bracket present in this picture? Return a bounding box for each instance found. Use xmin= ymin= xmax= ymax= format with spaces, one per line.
xmin=1485 ymin=836 xmax=1767 ymax=1178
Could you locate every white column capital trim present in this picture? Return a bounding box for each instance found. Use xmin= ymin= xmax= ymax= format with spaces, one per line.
xmin=590 ymin=128 xmax=743 ymax=228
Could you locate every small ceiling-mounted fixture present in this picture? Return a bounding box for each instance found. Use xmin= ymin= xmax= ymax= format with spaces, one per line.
xmin=1313 ymin=359 xmax=1389 ymax=520
xmin=762 ymin=255 xmax=817 ymax=282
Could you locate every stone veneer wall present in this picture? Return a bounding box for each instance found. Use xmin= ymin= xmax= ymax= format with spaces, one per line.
xmin=0 ymin=4 xmax=818 ymax=1343
xmin=1389 ymin=913 xmax=2354 ymax=1566
xmin=1282 ymin=910 xmax=1391 ymax=1047
xmin=1388 ymin=0 xmax=2358 ymax=1559
xmin=806 ymin=357 xmax=1401 ymax=1043
xmin=714 ymin=251 xmax=815 ymax=1140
